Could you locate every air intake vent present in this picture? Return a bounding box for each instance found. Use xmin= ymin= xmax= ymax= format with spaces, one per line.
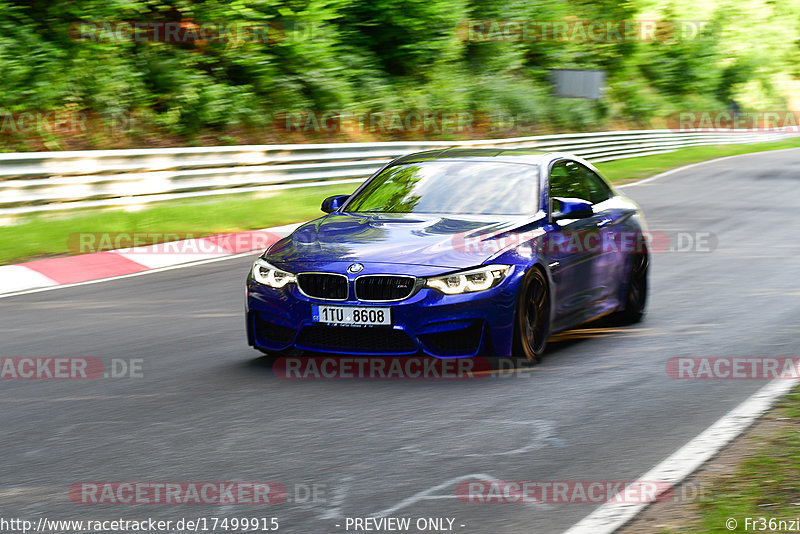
xmin=355 ymin=276 xmax=416 ymax=301
xmin=296 ymin=325 xmax=417 ymax=354
xmin=297 ymin=273 xmax=349 ymax=300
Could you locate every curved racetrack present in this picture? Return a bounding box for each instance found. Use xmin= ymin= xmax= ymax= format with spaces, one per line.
xmin=2 ymin=149 xmax=799 ymax=533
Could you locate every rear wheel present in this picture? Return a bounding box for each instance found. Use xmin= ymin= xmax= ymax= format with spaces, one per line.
xmin=614 ymin=251 xmax=649 ymax=324
xmin=514 ymin=268 xmax=550 ymax=363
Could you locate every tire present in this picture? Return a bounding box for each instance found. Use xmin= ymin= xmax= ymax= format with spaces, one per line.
xmin=614 ymin=250 xmax=649 ymax=325
xmin=513 ymin=267 xmax=551 ymax=363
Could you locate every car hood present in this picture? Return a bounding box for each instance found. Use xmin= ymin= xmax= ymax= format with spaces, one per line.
xmin=266 ymin=212 xmax=538 ymax=270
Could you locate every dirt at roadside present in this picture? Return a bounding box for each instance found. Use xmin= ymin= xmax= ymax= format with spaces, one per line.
xmin=620 ymin=412 xmax=799 ymax=533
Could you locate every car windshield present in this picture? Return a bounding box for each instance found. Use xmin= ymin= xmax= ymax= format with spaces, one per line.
xmin=344 ymin=160 xmax=540 ymax=215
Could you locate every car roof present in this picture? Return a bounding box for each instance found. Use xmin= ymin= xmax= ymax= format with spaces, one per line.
xmin=391 ymin=148 xmax=558 ymax=166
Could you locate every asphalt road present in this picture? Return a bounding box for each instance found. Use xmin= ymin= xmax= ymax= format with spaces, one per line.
xmin=1 ymin=149 xmax=799 ymax=534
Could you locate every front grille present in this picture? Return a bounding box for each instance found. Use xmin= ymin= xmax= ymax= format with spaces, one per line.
xmin=254 ymin=314 xmax=296 ymax=346
xmin=355 ymin=276 xmax=416 ymax=301
xmin=419 ymin=322 xmax=484 ymax=357
xmin=297 ymin=273 xmax=348 ymax=300
xmin=296 ymin=325 xmax=418 ymax=354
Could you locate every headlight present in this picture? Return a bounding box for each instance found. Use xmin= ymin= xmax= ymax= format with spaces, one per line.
xmin=251 ymin=259 xmax=296 ymax=288
xmin=425 ymin=265 xmax=514 ymax=295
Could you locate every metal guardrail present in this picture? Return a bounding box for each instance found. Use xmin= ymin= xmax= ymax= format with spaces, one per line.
xmin=0 ymin=129 xmax=792 ymax=215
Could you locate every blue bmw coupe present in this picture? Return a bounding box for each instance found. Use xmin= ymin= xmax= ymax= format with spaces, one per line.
xmin=246 ymin=148 xmax=649 ymax=361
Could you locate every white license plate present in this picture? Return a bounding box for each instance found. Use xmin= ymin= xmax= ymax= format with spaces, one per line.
xmin=312 ymin=305 xmax=391 ymax=326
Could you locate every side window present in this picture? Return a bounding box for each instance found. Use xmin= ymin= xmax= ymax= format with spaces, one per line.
xmin=576 ymin=164 xmax=614 ymax=204
xmin=549 ymin=160 xmax=613 ymax=207
xmin=549 ymin=162 xmax=571 ymax=201
xmin=549 ymin=161 xmax=589 ymax=212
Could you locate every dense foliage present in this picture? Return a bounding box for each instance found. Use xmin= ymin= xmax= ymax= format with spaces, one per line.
xmin=0 ymin=0 xmax=797 ymax=149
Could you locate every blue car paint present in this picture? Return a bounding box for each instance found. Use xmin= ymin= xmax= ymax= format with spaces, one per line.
xmin=246 ymin=150 xmax=647 ymax=358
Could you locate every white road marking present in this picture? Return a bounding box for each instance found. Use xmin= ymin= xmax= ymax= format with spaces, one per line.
xmin=0 ymin=250 xmax=262 ymax=300
xmin=398 ymin=419 xmax=562 ymax=457
xmin=563 ymin=377 xmax=797 ymax=533
xmin=0 ymin=265 xmax=58 ymax=293
xmin=319 ymin=475 xmax=352 ymax=519
xmin=114 ymin=251 xmax=229 ymax=269
xmin=562 ymin=145 xmax=800 ymax=532
xmin=370 ymin=473 xmax=548 ymax=517
xmin=0 ymin=223 xmax=301 ymax=299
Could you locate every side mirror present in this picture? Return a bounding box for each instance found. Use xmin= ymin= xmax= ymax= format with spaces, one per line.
xmin=552 ymin=197 xmax=593 ymax=221
xmin=321 ymin=195 xmax=349 ymax=213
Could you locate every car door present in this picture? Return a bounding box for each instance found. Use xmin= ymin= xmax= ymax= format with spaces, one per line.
xmin=545 ymin=160 xmax=612 ymax=328
xmin=569 ymin=161 xmax=629 ymax=311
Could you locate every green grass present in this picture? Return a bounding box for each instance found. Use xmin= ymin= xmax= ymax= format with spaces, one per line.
xmin=594 ymin=137 xmax=800 ymax=184
xmin=2 ymin=136 xmax=799 ymax=265
xmin=670 ymin=388 xmax=800 ymax=533
xmin=0 ymin=183 xmax=355 ymax=264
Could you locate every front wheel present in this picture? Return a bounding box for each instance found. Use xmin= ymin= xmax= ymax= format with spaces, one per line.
xmin=514 ymin=267 xmax=551 ymax=363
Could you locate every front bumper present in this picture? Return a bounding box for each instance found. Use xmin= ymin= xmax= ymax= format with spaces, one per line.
xmin=246 ymin=265 xmax=523 ymax=358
